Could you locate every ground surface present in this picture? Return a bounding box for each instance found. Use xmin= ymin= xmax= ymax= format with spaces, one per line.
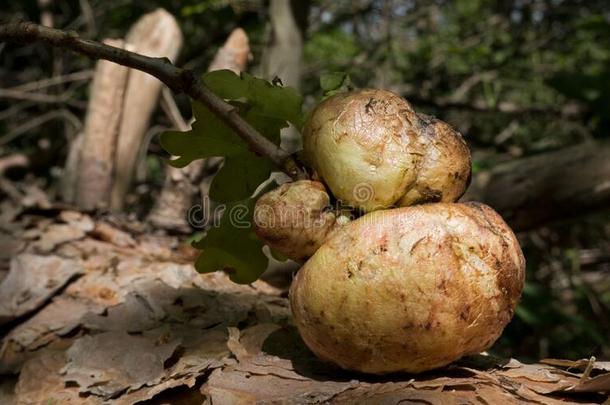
xmin=0 ymin=208 xmax=608 ymax=404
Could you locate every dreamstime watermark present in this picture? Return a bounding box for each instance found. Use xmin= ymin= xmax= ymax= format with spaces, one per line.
xmin=186 ymin=182 xmax=386 ymax=229
xmin=187 ymin=198 xmax=251 ymax=229
xmin=352 ymin=182 xmax=375 ymax=204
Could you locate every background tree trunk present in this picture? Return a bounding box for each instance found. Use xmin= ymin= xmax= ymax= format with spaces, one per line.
xmin=70 ymin=39 xmax=128 ymax=210
xmin=261 ymin=0 xmax=309 ymax=153
xmin=110 ymin=9 xmax=183 ymax=211
xmin=147 ymin=28 xmax=251 ymax=231
xmin=464 ymin=141 xmax=610 ymax=231
xmin=62 ymin=9 xmax=182 ymax=212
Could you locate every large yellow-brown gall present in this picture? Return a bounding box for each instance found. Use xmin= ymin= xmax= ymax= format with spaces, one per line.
xmin=290 ymin=202 xmax=525 ymax=374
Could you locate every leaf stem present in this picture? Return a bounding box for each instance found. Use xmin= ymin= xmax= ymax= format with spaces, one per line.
xmin=0 ymin=21 xmax=308 ymax=179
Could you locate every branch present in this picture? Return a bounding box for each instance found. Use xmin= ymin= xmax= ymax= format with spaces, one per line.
xmin=0 ymin=21 xmax=307 ymax=179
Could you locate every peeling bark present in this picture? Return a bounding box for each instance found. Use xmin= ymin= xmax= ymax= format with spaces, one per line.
xmin=0 ymin=254 xmax=83 ymax=325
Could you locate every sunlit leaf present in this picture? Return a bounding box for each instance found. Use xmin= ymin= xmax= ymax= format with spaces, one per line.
xmin=240 ymin=72 xmax=304 ymax=128
xmin=203 ymin=69 xmax=247 ymax=99
xmin=201 ymin=70 xmax=304 ymax=128
xmin=160 ymin=72 xmax=304 ymax=283
xmin=159 ymin=102 xmax=247 ymax=168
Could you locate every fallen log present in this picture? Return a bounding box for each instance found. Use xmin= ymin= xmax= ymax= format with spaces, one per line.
xmin=464 ymin=141 xmax=610 ymax=231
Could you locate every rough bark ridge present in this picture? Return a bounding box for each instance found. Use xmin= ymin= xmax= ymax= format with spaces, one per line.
xmin=464 ymin=141 xmax=610 ymax=231
xmin=0 ymin=208 xmax=607 ymax=404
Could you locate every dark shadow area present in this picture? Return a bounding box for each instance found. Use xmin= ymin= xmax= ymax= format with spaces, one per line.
xmin=260 ymin=324 xmax=500 ymax=384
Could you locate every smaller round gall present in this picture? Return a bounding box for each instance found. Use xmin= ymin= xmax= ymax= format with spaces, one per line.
xmin=254 ymin=180 xmax=338 ymax=262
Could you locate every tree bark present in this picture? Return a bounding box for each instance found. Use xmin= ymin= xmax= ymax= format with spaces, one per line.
xmin=208 ymin=27 xmax=250 ymax=73
xmin=261 ymin=0 xmax=309 ymax=153
xmin=147 ymin=28 xmax=251 ymax=231
xmin=69 ymin=39 xmax=128 ymax=210
xmin=463 ymin=141 xmax=610 ymax=231
xmin=110 ymin=9 xmax=183 ymax=211
xmin=261 ymin=0 xmax=306 ymax=88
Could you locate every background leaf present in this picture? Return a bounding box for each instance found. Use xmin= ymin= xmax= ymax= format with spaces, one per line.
xmin=320 ymin=71 xmax=348 ymax=92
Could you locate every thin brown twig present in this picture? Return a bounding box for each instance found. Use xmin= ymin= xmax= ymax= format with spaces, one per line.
xmin=0 ymin=153 xmax=28 ymax=175
xmin=0 ymin=87 xmax=87 ymax=108
xmin=0 ymin=21 xmax=307 ymax=180
xmin=11 ymin=69 xmax=93 ymax=92
xmin=0 ymin=101 xmax=35 ymax=121
xmin=0 ymin=108 xmax=81 ymax=146
xmin=0 ymin=153 xmax=30 ymax=175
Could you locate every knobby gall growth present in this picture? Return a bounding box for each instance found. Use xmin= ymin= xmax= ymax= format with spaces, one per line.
xmin=303 ymin=89 xmax=471 ymax=212
xmin=254 ymin=180 xmax=347 ymax=262
xmin=290 ymin=202 xmax=525 ymax=374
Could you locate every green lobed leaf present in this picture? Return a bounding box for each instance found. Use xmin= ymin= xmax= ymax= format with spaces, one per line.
xmin=240 ymin=72 xmax=304 ymax=128
xmin=159 ymin=71 xmax=304 ymax=283
xmin=193 ymin=181 xmax=279 ymax=284
xmin=203 ymin=70 xmax=304 ymax=128
xmin=209 ymin=156 xmax=274 ymax=202
xmin=160 ymin=101 xmax=287 ymax=201
xmin=207 ymin=109 xmax=286 ymax=203
xmin=202 ymin=69 xmax=247 ymax=99
xmin=160 ymin=102 xmax=247 ymax=168
xmin=243 ymin=108 xmax=285 ymax=148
